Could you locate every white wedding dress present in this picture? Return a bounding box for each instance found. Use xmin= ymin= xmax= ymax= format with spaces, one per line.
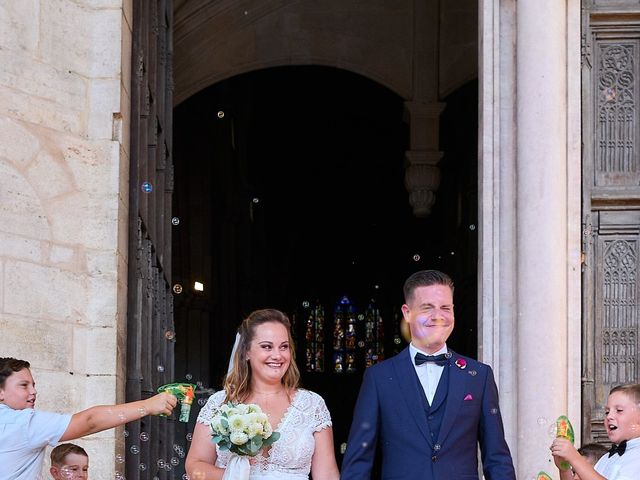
xmin=197 ymin=389 xmax=333 ymax=479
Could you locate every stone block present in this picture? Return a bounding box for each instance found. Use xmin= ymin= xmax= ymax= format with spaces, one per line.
xmin=0 ymin=49 xmax=87 ymax=110
xmin=32 ymin=369 xmax=84 ymax=412
xmin=0 ymin=0 xmax=39 ymax=52
xmin=73 ymin=325 xmax=118 ymax=375
xmin=0 ymin=231 xmax=41 ymax=263
xmin=4 ymin=260 xmax=86 ymax=322
xmin=86 ymin=275 xmax=118 ymax=327
xmin=40 ymin=1 xmax=122 ymax=78
xmin=49 ymin=244 xmax=79 ymax=267
xmin=0 ymin=117 xmax=40 ymax=167
xmin=0 ymin=84 xmax=84 ymax=135
xmin=88 ymin=78 xmax=122 ymax=139
xmin=0 ymin=160 xmax=51 ymax=239
xmin=81 ymin=373 xmax=118 ymax=408
xmin=120 ymin=11 xmax=133 ymax=101
xmin=86 ymin=249 xmax=119 ymax=277
xmin=0 ymin=316 xmax=73 ymax=371
xmin=61 ymin=138 xmax=120 ymax=196
xmin=81 ymin=436 xmax=118 ymax=479
xmin=118 ymin=147 xmax=130 ymax=209
xmin=26 ymin=150 xmax=75 ymax=201
xmin=48 ymin=191 xmax=119 ymax=251
xmin=116 ymin=195 xmax=129 ymax=260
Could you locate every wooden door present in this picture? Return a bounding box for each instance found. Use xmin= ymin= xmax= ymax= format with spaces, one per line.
xmin=582 ymin=0 xmax=640 ymax=445
xmin=126 ymin=1 xmax=176 ymax=478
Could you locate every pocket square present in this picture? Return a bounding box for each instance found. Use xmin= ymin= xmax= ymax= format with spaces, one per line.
xmin=464 ymin=393 xmax=473 ymax=401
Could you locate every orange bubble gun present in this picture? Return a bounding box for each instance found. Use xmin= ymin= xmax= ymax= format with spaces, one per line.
xmin=157 ymin=383 xmax=196 ymax=422
xmin=555 ymin=415 xmax=575 ymax=470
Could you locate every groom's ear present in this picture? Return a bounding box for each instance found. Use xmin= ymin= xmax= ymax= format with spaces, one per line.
xmin=401 ymin=304 xmax=410 ymax=319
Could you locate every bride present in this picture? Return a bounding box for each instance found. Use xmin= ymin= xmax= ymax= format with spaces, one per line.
xmin=185 ymin=308 xmax=340 ymax=480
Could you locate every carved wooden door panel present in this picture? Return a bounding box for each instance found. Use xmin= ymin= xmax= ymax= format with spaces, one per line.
xmin=126 ymin=1 xmax=176 ymax=478
xmin=582 ymin=0 xmax=640 ymax=445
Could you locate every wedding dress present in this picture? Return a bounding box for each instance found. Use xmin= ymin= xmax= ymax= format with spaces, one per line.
xmin=197 ymin=389 xmax=332 ymax=479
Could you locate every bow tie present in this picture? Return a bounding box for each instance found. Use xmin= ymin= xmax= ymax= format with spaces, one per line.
xmin=414 ymin=352 xmax=449 ymax=366
xmin=608 ymin=440 xmax=627 ymax=457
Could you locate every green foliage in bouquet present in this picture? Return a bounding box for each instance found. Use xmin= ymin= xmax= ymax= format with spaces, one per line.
xmin=210 ymin=402 xmax=281 ymax=457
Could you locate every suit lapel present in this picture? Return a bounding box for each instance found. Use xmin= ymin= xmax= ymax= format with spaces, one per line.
xmin=437 ymin=352 xmax=467 ymax=444
xmin=392 ymin=348 xmax=432 ymax=445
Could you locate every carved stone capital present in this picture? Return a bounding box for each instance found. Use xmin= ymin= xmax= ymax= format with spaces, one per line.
xmin=404 ymin=150 xmax=443 ymax=217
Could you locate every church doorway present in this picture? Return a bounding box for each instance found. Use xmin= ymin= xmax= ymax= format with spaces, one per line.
xmin=171 ymin=65 xmax=478 ymax=466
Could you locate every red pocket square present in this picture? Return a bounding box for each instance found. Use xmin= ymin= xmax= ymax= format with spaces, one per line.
xmin=464 ymin=393 xmax=473 ymax=401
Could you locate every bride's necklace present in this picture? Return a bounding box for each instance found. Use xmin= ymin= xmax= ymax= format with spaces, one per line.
xmin=253 ymin=388 xmax=284 ymax=396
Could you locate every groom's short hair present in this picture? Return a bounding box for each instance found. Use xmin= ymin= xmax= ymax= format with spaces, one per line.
xmin=403 ymin=270 xmax=454 ymax=302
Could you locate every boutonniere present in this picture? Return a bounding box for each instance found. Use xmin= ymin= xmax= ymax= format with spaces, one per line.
xmin=455 ymin=358 xmax=467 ymax=370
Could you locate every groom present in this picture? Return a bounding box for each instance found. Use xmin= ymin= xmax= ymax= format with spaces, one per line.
xmin=341 ymin=270 xmax=515 ymax=479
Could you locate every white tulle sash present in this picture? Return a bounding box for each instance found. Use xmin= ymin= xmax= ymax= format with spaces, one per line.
xmin=222 ymin=454 xmax=251 ymax=480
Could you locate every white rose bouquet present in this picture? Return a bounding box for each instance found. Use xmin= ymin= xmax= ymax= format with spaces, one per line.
xmin=210 ymin=402 xmax=280 ymax=457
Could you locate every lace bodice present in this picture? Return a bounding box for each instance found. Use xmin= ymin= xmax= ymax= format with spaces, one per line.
xmin=197 ymin=389 xmax=332 ymax=479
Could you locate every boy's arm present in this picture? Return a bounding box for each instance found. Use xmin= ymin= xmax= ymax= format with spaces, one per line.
xmin=567 ymin=455 xmax=607 ymax=480
xmin=59 ymin=392 xmax=176 ymax=441
xmin=551 ymin=439 xmax=606 ymax=480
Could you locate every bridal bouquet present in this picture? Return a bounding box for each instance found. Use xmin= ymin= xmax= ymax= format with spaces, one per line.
xmin=210 ymin=402 xmax=280 ymax=456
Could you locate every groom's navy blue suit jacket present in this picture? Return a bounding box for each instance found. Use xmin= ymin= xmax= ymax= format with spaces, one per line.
xmin=340 ymin=347 xmax=516 ymax=479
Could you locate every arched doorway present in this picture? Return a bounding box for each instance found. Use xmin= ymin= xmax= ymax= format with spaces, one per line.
xmin=171 ymin=66 xmax=478 ymax=467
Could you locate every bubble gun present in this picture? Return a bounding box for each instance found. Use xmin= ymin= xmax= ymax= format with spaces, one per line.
xmin=536 ymin=472 xmax=552 ymax=480
xmin=157 ymin=383 xmax=196 ymax=422
xmin=555 ymin=415 xmax=575 ymax=471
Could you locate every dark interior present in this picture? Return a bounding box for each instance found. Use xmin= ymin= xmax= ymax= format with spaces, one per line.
xmin=171 ymin=65 xmax=478 ymax=468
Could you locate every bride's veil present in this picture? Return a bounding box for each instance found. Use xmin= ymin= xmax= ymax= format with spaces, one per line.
xmin=227 ymin=332 xmax=241 ymax=374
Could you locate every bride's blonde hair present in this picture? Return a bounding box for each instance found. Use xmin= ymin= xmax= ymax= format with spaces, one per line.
xmin=223 ymin=308 xmax=300 ymax=403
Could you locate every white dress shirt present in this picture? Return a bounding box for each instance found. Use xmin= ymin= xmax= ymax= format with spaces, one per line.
xmin=594 ymin=436 xmax=640 ymax=480
xmin=409 ymin=343 xmax=448 ymax=405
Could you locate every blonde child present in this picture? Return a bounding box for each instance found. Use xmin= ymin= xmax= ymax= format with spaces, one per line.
xmin=50 ymin=443 xmax=89 ymax=479
xmin=551 ymin=384 xmax=640 ymax=480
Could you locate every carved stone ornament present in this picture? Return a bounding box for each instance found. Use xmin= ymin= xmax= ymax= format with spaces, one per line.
xmin=404 ymin=151 xmax=442 ymax=217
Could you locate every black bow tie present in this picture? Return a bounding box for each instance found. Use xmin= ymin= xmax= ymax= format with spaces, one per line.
xmin=414 ymin=352 xmax=449 ymax=366
xmin=608 ymin=440 xmax=627 ymax=457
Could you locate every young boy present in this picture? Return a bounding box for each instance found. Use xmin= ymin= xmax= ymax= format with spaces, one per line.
xmin=50 ymin=443 xmax=89 ymax=479
xmin=551 ymin=383 xmax=640 ymax=480
xmin=0 ymin=357 xmax=177 ymax=479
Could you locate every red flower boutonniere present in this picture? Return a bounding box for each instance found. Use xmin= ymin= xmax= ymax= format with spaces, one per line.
xmin=455 ymin=358 xmax=467 ymax=370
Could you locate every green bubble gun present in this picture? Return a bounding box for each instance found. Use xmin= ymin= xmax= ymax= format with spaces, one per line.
xmin=555 ymin=415 xmax=575 ymax=471
xmin=536 ymin=472 xmax=552 ymax=480
xmin=157 ymin=383 xmax=196 ymax=422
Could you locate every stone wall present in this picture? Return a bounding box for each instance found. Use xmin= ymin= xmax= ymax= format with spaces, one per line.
xmin=0 ymin=0 xmax=132 ymax=477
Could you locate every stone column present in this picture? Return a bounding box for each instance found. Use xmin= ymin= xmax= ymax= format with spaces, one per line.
xmin=514 ymin=0 xmax=582 ymax=476
xmin=479 ymin=0 xmax=581 ymax=476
